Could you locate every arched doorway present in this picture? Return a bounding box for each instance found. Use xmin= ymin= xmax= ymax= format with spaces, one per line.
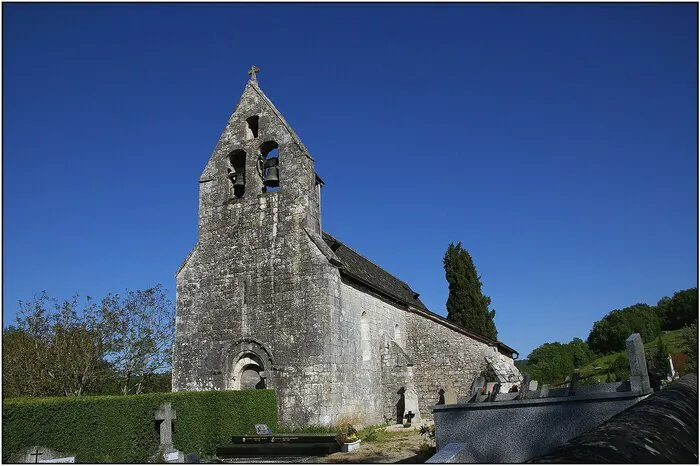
xmin=230 ymin=354 xmax=267 ymax=390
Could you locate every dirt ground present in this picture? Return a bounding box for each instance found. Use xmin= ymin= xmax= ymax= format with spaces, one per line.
xmin=317 ymin=425 xmax=434 ymax=464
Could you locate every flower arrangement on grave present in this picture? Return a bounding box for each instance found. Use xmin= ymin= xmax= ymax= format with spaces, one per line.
xmin=335 ymin=425 xmax=359 ymax=446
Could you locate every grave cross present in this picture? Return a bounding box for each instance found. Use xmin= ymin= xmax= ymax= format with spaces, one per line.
xmin=248 ymin=65 xmax=260 ymax=82
xmin=30 ymin=447 xmax=43 ymax=464
xmin=155 ymin=402 xmax=177 ymax=450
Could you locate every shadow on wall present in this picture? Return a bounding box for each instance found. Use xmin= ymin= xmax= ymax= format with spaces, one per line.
xmin=395 ymin=387 xmax=405 ymax=424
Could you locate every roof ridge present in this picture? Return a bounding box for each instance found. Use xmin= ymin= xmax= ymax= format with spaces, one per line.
xmin=322 ymin=231 xmax=414 ymax=291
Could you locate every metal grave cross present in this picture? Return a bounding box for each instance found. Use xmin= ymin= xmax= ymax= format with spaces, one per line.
xmin=155 ymin=402 xmax=177 ymax=449
xmin=30 ymin=447 xmax=43 ymax=464
xmin=248 ymin=65 xmax=260 ymax=82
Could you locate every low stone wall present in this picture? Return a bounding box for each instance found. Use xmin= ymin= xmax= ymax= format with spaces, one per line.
xmin=430 ymin=390 xmax=649 ymax=463
xmin=527 ymin=374 xmax=698 ymax=463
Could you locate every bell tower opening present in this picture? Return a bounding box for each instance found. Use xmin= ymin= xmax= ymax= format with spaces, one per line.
xmin=260 ymin=141 xmax=280 ymax=192
xmin=245 ymin=116 xmax=259 ymax=140
xmin=228 ymin=150 xmax=247 ymax=198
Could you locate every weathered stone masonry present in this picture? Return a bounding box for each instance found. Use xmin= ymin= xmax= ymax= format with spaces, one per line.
xmin=173 ymin=71 xmax=521 ymax=426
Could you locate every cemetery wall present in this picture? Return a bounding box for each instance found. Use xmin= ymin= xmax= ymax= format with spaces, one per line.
xmin=2 ymin=390 xmax=277 ymax=463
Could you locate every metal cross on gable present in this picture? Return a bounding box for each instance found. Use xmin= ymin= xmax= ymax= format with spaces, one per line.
xmin=248 ymin=65 xmax=260 ymax=82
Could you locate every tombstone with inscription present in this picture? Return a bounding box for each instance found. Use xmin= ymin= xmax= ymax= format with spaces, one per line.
xmin=529 ymin=380 xmax=538 ymax=391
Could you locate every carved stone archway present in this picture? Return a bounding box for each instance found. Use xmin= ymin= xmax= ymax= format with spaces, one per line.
xmin=224 ymin=338 xmax=277 ymax=390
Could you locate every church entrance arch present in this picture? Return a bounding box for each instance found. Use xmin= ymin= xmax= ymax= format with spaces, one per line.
xmin=230 ymin=353 xmax=266 ymax=390
xmin=224 ymin=338 xmax=276 ymax=390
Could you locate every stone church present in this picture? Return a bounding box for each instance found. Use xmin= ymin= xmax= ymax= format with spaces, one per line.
xmin=172 ymin=67 xmax=521 ymax=426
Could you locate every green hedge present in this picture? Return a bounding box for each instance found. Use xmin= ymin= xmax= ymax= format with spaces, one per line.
xmin=2 ymin=390 xmax=277 ymax=463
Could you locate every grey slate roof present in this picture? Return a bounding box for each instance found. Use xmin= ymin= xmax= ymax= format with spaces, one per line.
xmin=322 ymin=231 xmax=428 ymax=311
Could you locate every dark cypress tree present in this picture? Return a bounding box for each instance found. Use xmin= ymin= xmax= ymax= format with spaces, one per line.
xmin=443 ymin=242 xmax=498 ymax=340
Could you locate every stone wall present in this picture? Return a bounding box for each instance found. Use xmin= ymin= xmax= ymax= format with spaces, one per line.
xmin=332 ymin=278 xmax=521 ymax=425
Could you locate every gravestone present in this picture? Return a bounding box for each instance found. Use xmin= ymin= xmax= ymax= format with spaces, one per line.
xmin=626 ymin=333 xmax=651 ymax=394
xmin=470 ymin=376 xmax=485 ymax=397
xmin=444 ymin=387 xmax=457 ymax=405
xmin=155 ymin=402 xmax=184 ymax=463
xmin=485 ymin=382 xmax=497 ymax=396
xmin=403 ymin=388 xmax=421 ymax=422
xmin=255 ymin=424 xmax=272 ymax=435
xmin=518 ymin=375 xmax=531 ymax=400
xmin=13 ymin=446 xmax=74 ymax=464
xmin=529 ymin=380 xmax=538 ymax=391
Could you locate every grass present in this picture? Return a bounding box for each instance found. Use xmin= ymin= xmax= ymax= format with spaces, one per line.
xmin=578 ymin=329 xmax=685 ymax=381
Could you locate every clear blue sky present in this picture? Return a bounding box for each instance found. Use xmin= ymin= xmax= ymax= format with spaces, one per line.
xmin=4 ymin=3 xmax=697 ymax=359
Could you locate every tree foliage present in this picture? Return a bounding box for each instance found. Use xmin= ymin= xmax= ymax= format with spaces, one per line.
xmin=658 ymin=288 xmax=698 ymax=331
xmin=587 ymin=303 xmax=660 ymax=355
xmin=2 ymin=285 xmax=174 ymax=398
xmin=443 ymin=242 xmax=497 ymax=340
xmin=680 ymin=321 xmax=698 ymax=373
xmin=524 ymin=337 xmax=595 ymax=384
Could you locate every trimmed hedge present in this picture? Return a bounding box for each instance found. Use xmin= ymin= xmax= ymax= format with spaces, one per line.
xmin=2 ymin=390 xmax=277 ymax=463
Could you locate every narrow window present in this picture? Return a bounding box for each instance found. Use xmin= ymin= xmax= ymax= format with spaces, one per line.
xmin=229 ymin=150 xmax=246 ymax=198
xmin=260 ymin=141 xmax=280 ymax=192
xmin=361 ymin=311 xmax=370 ymax=361
xmin=243 ymin=280 xmax=248 ymax=304
xmin=245 ymin=116 xmax=259 ymax=140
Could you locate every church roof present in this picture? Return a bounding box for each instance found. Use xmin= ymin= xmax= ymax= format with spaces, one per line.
xmin=322 ymin=232 xmax=429 ymax=311
xmin=322 ymin=231 xmax=518 ymax=358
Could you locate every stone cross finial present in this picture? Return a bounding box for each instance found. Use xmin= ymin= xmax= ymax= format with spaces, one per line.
xmin=155 ymin=402 xmax=177 ymax=451
xmin=248 ymin=65 xmax=260 ymax=82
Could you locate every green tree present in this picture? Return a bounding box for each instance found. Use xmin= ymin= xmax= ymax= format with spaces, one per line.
xmin=651 ymin=335 xmax=671 ymax=376
xmin=680 ymin=321 xmax=698 ymax=373
xmin=443 ymin=242 xmax=497 ymax=339
xmin=3 ymin=285 xmax=174 ymax=398
xmin=587 ymin=311 xmax=633 ymax=355
xmin=660 ymin=288 xmax=698 ymax=331
xmin=524 ymin=337 xmax=594 ymax=384
xmin=98 ymin=285 xmax=174 ymax=395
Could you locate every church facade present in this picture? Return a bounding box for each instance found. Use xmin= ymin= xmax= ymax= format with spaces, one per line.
xmin=172 ymin=69 xmax=521 ymax=426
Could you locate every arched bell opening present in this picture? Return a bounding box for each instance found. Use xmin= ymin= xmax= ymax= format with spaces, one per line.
xmin=259 ymin=141 xmax=280 ymax=192
xmin=228 ymin=149 xmax=247 ymax=198
xmin=245 ymin=116 xmax=259 ymax=140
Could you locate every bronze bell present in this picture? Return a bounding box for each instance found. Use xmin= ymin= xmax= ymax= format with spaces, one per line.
xmin=263 ymin=157 xmax=279 ymax=187
xmin=232 ymin=172 xmax=245 ymax=197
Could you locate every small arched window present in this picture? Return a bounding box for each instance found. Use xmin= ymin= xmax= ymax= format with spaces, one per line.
xmin=260 ymin=141 xmax=280 ymax=192
xmin=228 ymin=150 xmax=246 ymax=198
xmin=361 ymin=311 xmax=370 ymax=361
xmin=245 ymin=116 xmax=259 ymax=140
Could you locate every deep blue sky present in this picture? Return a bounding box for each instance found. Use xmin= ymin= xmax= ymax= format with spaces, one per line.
xmin=4 ymin=3 xmax=697 ymax=359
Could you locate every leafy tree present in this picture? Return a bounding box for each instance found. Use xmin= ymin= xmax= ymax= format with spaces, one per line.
xmin=650 ymin=335 xmax=671 ymax=376
xmin=98 ymin=285 xmax=174 ymax=395
xmin=587 ymin=311 xmax=633 ymax=355
xmin=443 ymin=242 xmax=497 ymax=339
xmin=660 ymin=288 xmax=698 ymax=331
xmin=524 ymin=337 xmax=595 ymax=384
xmin=2 ymin=285 xmax=174 ymax=398
xmin=680 ymin=321 xmax=698 ymax=373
